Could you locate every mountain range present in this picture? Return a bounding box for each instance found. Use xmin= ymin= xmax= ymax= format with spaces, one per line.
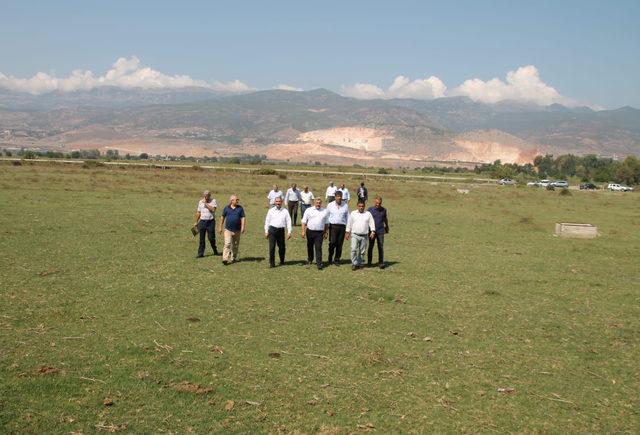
xmin=1 ymin=87 xmax=638 ymax=166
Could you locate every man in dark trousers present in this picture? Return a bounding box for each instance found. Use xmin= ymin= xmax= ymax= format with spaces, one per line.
xmin=195 ymin=190 xmax=219 ymax=258
xmin=357 ymin=182 xmax=368 ymax=204
xmin=326 ymin=190 xmax=349 ymax=265
xmin=301 ymin=197 xmax=329 ymax=270
xmin=367 ymin=195 xmax=390 ymax=268
xmin=264 ymin=197 xmax=292 ymax=268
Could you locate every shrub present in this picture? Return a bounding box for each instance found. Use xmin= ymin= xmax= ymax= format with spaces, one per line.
xmin=253 ymin=168 xmax=278 ymax=176
xmin=278 ymin=173 xmax=288 ymax=180
xmin=377 ymin=168 xmax=389 ymax=174
xmin=11 ymin=160 xmax=22 ymax=166
xmin=191 ymin=165 xmax=204 ymax=171
xmin=559 ymin=188 xmax=572 ymax=196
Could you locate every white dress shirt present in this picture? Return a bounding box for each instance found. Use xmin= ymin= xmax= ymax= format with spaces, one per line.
xmin=325 ymin=185 xmax=337 ymax=198
xmin=346 ymin=210 xmax=375 ymax=235
xmin=264 ymin=206 xmax=292 ymax=234
xmin=267 ymin=189 xmax=284 ymax=205
xmin=300 ymin=190 xmax=315 ymax=205
xmin=285 ymin=188 xmax=301 ymax=202
xmin=326 ymin=201 xmax=349 ymax=225
xmin=301 ymin=207 xmax=328 ymax=231
xmin=197 ymin=198 xmax=218 ymax=220
xmin=338 ymin=188 xmax=350 ymax=201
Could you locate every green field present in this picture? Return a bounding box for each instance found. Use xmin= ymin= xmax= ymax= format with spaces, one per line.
xmin=1 ymin=162 xmax=638 ymax=433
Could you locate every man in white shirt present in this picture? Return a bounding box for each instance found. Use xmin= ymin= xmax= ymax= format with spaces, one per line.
xmin=325 ymin=181 xmax=337 ymax=203
xmin=267 ymin=184 xmax=284 ymax=208
xmin=338 ymin=183 xmax=350 ymax=204
xmin=264 ymin=197 xmax=292 ymax=268
xmin=284 ymin=183 xmax=302 ymax=226
xmin=326 ymin=190 xmax=349 ymax=266
xmin=346 ymin=200 xmax=376 ymax=270
xmin=301 ymin=197 xmax=329 ymax=270
xmin=299 ymin=185 xmax=315 ymax=221
xmin=195 ymin=190 xmax=219 ymax=258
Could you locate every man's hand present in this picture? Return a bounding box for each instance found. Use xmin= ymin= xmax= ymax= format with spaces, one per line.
xmin=287 ymin=233 xmax=291 ymax=240
xmin=369 ymin=231 xmax=376 ymax=239
xmin=323 ymin=232 xmax=328 ymax=240
xmin=385 ymin=227 xmax=389 ymax=234
xmin=301 ymin=231 xmax=305 ymax=238
xmin=264 ymin=232 xmax=269 ymax=239
xmin=345 ymin=232 xmax=351 ymax=241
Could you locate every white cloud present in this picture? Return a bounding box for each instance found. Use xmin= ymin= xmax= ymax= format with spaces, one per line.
xmin=341 ymin=83 xmax=386 ymax=99
xmin=276 ymin=84 xmax=304 ymax=91
xmin=341 ymin=75 xmax=447 ymax=100
xmin=0 ymin=56 xmax=254 ymax=95
xmin=452 ymin=65 xmax=568 ymax=105
xmin=341 ymin=66 xmax=573 ymax=105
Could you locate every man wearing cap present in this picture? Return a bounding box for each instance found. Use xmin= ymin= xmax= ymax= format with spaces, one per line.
xmin=264 ymin=197 xmax=292 ymax=268
xmin=299 ymin=185 xmax=315 ymax=221
xmin=284 ymin=183 xmax=302 ymax=226
xmin=325 ymin=181 xmax=337 ymax=204
xmin=219 ymin=194 xmax=246 ymax=265
xmin=346 ymin=200 xmax=376 ymax=270
xmin=267 ymin=184 xmax=284 ymax=208
xmin=301 ymin=198 xmax=329 ymax=270
xmin=326 ymin=190 xmax=349 ymax=266
xmin=367 ymin=196 xmax=390 ymax=269
xmin=195 ymin=190 xmax=219 ymax=258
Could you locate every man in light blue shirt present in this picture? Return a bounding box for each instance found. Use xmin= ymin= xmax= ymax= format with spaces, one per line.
xmin=325 ymin=190 xmax=349 ymax=266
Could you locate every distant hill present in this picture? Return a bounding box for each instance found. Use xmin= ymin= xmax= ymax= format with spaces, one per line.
xmin=0 ymin=87 xmax=638 ymax=165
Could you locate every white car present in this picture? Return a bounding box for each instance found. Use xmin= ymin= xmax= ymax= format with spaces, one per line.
xmin=526 ymin=181 xmax=539 ymax=187
xmin=538 ymin=179 xmax=551 ymax=188
xmin=499 ymin=178 xmax=516 ymax=185
xmin=607 ymin=183 xmax=634 ymax=192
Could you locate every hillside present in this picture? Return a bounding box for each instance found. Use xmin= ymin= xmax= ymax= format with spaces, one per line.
xmin=1 ymin=88 xmax=638 ymax=165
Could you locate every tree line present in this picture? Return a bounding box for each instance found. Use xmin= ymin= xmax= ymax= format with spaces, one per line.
xmin=473 ymin=154 xmax=640 ymax=185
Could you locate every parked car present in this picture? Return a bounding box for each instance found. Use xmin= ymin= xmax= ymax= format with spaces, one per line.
xmin=579 ymin=182 xmax=597 ymax=190
xmin=526 ymin=181 xmax=539 ymax=187
xmin=538 ymin=179 xmax=551 ymax=187
xmin=550 ymin=180 xmax=569 ymax=188
xmin=607 ymin=183 xmax=634 ymax=191
xmin=499 ymin=178 xmax=516 ymax=185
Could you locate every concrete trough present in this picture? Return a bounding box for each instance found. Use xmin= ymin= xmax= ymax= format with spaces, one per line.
xmin=555 ymin=223 xmax=598 ymax=239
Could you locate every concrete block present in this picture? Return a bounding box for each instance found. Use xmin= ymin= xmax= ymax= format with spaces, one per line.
xmin=555 ymin=223 xmax=598 ymax=239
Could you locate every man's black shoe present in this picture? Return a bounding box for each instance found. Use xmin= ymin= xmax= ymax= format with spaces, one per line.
xmin=379 ymin=262 xmax=386 ymax=269
xmin=213 ymin=249 xmax=220 ymax=256
xmin=269 ymin=264 xmax=275 ymax=268
xmin=367 ymin=262 xmax=372 ymax=267
xmin=333 ymin=261 xmax=341 ymax=266
xmin=317 ymin=263 xmax=324 ymax=270
xmin=196 ymin=255 xmax=204 ymax=259
xmin=351 ymin=265 xmax=357 ymax=271
xmin=222 ymin=260 xmax=229 ymax=265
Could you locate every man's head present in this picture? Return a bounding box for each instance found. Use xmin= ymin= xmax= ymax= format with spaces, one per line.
xmin=274 ymin=184 xmax=279 ymax=191
xmin=340 ymin=183 xmax=345 ymax=189
xmin=274 ymin=197 xmax=283 ymax=209
xmin=360 ymin=182 xmax=365 ymax=187
xmin=292 ymin=183 xmax=297 ymax=189
xmin=357 ymin=200 xmax=366 ymax=212
xmin=314 ymin=198 xmax=322 ymax=209
xmin=229 ymin=194 xmax=239 ymax=206
xmin=334 ymin=190 xmax=343 ymax=204
xmin=203 ymin=190 xmax=211 ymax=201
xmin=303 ymin=185 xmax=309 ymax=192
xmin=329 ymin=181 xmax=334 ymax=187
xmin=374 ymin=196 xmax=382 ymax=208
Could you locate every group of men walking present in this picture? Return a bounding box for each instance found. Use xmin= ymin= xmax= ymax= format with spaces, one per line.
xmin=195 ymin=181 xmax=388 ymax=270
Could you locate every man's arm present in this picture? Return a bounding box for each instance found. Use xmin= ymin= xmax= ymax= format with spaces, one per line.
xmin=285 ymin=211 xmax=292 ymax=239
xmin=384 ymin=211 xmax=390 ymax=233
xmin=368 ymin=214 xmax=376 ymax=239
xmin=345 ymin=213 xmax=352 ymax=240
xmin=264 ymin=209 xmax=271 ymax=237
xmin=240 ymin=217 xmax=246 ymax=234
xmin=218 ymin=216 xmax=225 ymax=234
xmin=323 ymin=223 xmax=329 ymax=239
xmin=195 ymin=211 xmax=201 ymax=224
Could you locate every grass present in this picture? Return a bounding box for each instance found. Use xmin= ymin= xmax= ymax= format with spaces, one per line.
xmin=0 ymin=163 xmax=639 ymax=433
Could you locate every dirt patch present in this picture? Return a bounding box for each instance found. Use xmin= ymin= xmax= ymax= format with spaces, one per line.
xmin=170 ymin=381 xmax=213 ymax=394
xmin=33 ymin=365 xmax=59 ymax=376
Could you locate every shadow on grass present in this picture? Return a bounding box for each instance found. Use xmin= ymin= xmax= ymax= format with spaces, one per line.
xmin=239 ymin=256 xmax=265 ymax=263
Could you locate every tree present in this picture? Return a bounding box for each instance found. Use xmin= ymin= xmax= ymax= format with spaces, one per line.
xmin=139 ymin=153 xmax=149 ymax=160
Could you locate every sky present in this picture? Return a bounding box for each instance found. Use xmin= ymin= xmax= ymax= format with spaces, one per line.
xmin=0 ymin=0 xmax=639 ymax=108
